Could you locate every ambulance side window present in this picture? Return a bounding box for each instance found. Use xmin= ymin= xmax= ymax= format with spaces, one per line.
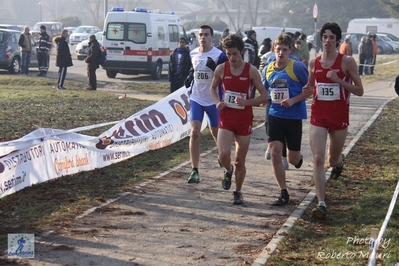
xmin=106 ymin=23 xmax=124 ymax=40
xmin=168 ymin=25 xmax=179 ymax=42
xmin=127 ymin=23 xmax=146 ymax=44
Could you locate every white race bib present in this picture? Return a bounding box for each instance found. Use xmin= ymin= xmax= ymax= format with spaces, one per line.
xmin=270 ymin=87 xmax=289 ymax=104
xmin=317 ymin=83 xmax=340 ymax=101
xmin=194 ymin=69 xmax=213 ymax=83
xmin=224 ymin=90 xmax=246 ymax=109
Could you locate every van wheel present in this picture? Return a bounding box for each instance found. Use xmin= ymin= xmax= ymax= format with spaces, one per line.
xmin=9 ymin=57 xmax=20 ymax=74
xmin=151 ymin=61 xmax=162 ymax=80
xmin=106 ymin=70 xmax=117 ymax=78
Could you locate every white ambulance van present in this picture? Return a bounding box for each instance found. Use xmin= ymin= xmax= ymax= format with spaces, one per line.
xmin=102 ymin=7 xmax=188 ymax=80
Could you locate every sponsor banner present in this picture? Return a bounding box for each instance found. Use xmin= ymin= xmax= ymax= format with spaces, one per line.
xmin=0 ymin=87 xmax=208 ymax=198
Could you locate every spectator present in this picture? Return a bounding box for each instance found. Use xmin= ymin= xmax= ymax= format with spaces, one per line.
xmin=85 ymin=34 xmax=100 ymax=90
xmin=369 ymin=34 xmax=378 ymax=75
xmin=339 ymin=35 xmax=353 ymax=56
xmin=358 ymin=36 xmax=372 ymax=75
xmin=243 ymin=30 xmax=260 ymax=99
xmin=189 ymin=32 xmax=199 ymax=49
xmin=168 ymin=38 xmax=191 ymax=93
xmin=258 ymin=38 xmax=272 ymax=57
xmin=53 ymin=30 xmax=72 ymax=90
xmin=292 ymin=40 xmax=304 ymax=63
xmin=18 ymin=26 xmax=33 ymax=76
xmin=299 ymin=33 xmax=310 ymax=67
xmin=243 ymin=30 xmax=260 ymax=68
xmin=36 ymin=25 xmax=52 ymax=77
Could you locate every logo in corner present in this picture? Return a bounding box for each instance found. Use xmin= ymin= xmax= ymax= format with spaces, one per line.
xmin=8 ymin=234 xmax=34 ymax=258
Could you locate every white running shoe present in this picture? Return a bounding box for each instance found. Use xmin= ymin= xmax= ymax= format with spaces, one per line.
xmin=265 ymin=147 xmax=271 ymax=160
xmin=282 ymin=157 xmax=289 ymax=170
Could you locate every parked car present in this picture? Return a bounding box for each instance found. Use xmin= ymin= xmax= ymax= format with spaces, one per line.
xmin=30 ymin=21 xmax=63 ymax=41
xmin=375 ymin=34 xmax=399 ymax=53
xmin=0 ymin=24 xmax=23 ymax=32
xmin=75 ymin=31 xmax=103 ymax=60
xmin=342 ymin=33 xmax=394 ymax=54
xmin=69 ymin=26 xmax=101 ymax=46
xmin=377 ymin=32 xmax=399 ymax=42
xmin=0 ymin=29 xmax=38 ymax=74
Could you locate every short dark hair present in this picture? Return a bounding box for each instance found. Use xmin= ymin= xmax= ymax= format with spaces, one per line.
xmin=199 ymin=25 xmax=213 ymax=36
xmin=179 ymin=37 xmax=186 ymax=43
xmin=222 ymin=34 xmax=244 ymax=52
xmin=320 ymin=22 xmax=342 ymax=47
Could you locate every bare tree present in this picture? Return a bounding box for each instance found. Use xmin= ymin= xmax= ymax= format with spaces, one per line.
xmin=81 ymin=0 xmax=103 ymax=24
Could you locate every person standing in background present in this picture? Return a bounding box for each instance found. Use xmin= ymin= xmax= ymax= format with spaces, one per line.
xmin=299 ymin=33 xmax=310 ymax=67
xmin=339 ymin=35 xmax=352 ymax=56
xmin=168 ymin=38 xmax=191 ymax=93
xmin=85 ymin=34 xmax=100 ymax=90
xmin=358 ymin=36 xmax=372 ymax=76
xmin=369 ymin=34 xmax=378 ymax=75
xmin=53 ymin=30 xmax=72 ymax=90
xmin=36 ymin=25 xmax=52 ymax=77
xmin=18 ymin=26 xmax=33 ymax=76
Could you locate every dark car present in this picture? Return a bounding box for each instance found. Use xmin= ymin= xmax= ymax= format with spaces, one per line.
xmin=0 ymin=24 xmax=24 ymax=32
xmin=30 ymin=21 xmax=63 ymax=42
xmin=342 ymin=32 xmax=394 ymax=54
xmin=0 ymin=29 xmax=38 ymax=74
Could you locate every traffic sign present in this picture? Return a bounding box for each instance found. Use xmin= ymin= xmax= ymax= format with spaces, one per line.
xmin=313 ymin=4 xmax=318 ymax=19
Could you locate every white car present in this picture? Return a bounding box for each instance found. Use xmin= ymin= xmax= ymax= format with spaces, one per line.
xmin=75 ymin=31 xmax=103 ymax=60
xmin=69 ymin=26 xmax=101 ymax=46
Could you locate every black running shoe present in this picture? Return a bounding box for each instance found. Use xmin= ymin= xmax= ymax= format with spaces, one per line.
xmin=294 ymin=155 xmax=303 ymax=169
xmin=222 ymin=165 xmax=233 ymax=190
xmin=312 ymin=204 xmax=327 ymax=219
xmin=330 ymin=154 xmax=345 ymax=179
xmin=233 ymin=191 xmax=243 ymax=205
xmin=272 ymin=190 xmax=289 ymax=206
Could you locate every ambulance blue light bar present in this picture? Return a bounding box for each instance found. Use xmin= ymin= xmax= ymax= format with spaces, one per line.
xmin=111 ymin=7 xmax=124 ymax=12
xmin=134 ymin=7 xmax=148 ymax=12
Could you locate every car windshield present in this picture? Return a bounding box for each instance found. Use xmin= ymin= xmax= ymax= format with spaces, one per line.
xmin=75 ymin=27 xmax=92 ymax=33
xmin=378 ymin=35 xmax=390 ymax=41
xmin=388 ymin=35 xmax=399 ymax=41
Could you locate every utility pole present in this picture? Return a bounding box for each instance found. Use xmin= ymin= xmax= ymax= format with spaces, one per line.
xmin=104 ymin=0 xmax=108 ymax=20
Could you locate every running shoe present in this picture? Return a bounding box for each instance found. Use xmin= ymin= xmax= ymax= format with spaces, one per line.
xmin=294 ymin=155 xmax=303 ymax=169
xmin=265 ymin=147 xmax=271 ymax=160
xmin=312 ymin=203 xmax=327 ymax=219
xmin=233 ymin=191 xmax=243 ymax=205
xmin=282 ymin=157 xmax=289 ymax=170
xmin=330 ymin=154 xmax=345 ymax=179
xmin=187 ymin=171 xmax=199 ymax=183
xmin=222 ymin=165 xmax=234 ymax=190
xmin=272 ymin=190 xmax=289 ymax=206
